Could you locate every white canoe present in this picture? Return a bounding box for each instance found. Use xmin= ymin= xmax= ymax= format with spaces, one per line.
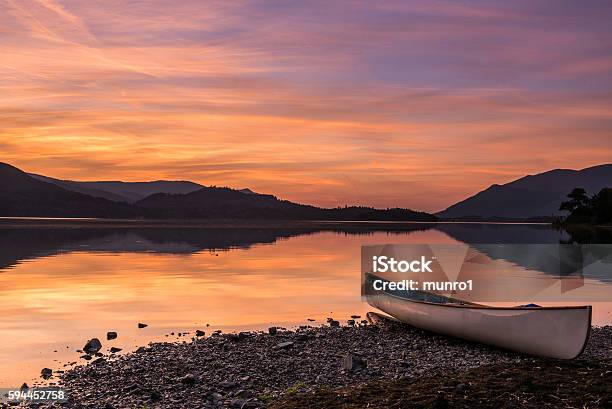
xmin=366 ymin=290 xmax=591 ymax=359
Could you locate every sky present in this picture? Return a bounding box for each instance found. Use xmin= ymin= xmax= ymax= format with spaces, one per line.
xmin=1 ymin=0 xmax=612 ymax=212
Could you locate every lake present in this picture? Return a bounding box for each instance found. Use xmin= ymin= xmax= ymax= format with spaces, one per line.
xmin=0 ymin=221 xmax=611 ymax=387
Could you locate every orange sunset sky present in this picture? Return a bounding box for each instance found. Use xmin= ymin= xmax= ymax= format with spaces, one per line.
xmin=1 ymin=0 xmax=611 ymax=212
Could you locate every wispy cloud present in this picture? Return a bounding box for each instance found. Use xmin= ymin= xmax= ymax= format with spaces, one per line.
xmin=1 ymin=0 xmax=611 ymax=211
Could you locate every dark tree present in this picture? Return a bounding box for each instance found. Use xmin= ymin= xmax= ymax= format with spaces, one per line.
xmin=561 ymin=187 xmax=612 ymax=225
xmin=559 ymin=188 xmax=589 ymax=213
xmin=591 ymin=188 xmax=612 ymax=224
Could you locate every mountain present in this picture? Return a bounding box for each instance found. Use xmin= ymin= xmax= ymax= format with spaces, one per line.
xmin=438 ymin=164 xmax=612 ymax=220
xmin=1 ymin=163 xmax=436 ymax=221
xmin=29 ymin=174 xmax=204 ymax=203
xmin=136 ymin=187 xmax=437 ymax=221
xmin=0 ymin=163 xmax=139 ymax=218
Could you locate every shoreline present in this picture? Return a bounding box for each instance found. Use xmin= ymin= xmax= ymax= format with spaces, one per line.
xmin=0 ymin=218 xmax=556 ymax=229
xmin=24 ymin=315 xmax=612 ymax=408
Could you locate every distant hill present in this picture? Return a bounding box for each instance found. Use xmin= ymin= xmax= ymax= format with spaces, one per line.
xmin=29 ymin=174 xmax=204 ymax=203
xmin=137 ymin=187 xmax=437 ymax=221
xmin=438 ymin=164 xmax=612 ymax=220
xmin=1 ymin=162 xmax=436 ymax=221
xmin=0 ymin=163 xmax=139 ymax=218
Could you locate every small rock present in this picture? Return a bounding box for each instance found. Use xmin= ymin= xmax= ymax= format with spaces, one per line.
xmin=195 ymin=330 xmax=205 ymax=337
xmin=40 ymin=368 xmax=52 ymax=379
xmin=342 ymin=353 xmax=366 ymax=371
xmin=20 ymin=383 xmax=29 ymax=391
xmin=275 ymin=341 xmax=295 ymax=350
xmin=243 ymin=401 xmax=263 ymax=409
xmin=455 ymin=383 xmax=468 ymax=393
xmin=122 ymin=383 xmax=139 ymax=393
xmin=295 ymin=334 xmax=309 ymax=342
xmin=329 ymin=320 xmax=340 ymax=327
xmin=106 ymin=332 xmax=117 ymax=340
xmin=220 ymin=380 xmax=237 ymax=389
xmin=110 ymin=347 xmax=122 ymax=353
xmin=180 ymin=374 xmax=197 ymax=385
xmin=138 ymin=323 xmax=148 ymax=328
xmin=80 ymin=354 xmax=92 ymax=360
xmin=92 ymin=357 xmax=105 ymax=365
xmin=351 ymin=315 xmax=361 ymax=319
xmin=268 ymin=327 xmax=277 ymax=335
xmin=83 ymin=338 xmax=102 ymax=354
xmin=231 ymin=398 xmax=245 ymax=408
xmin=347 ymin=319 xmax=355 ymax=326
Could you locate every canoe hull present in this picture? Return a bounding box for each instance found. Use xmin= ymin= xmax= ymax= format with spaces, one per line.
xmin=367 ymin=292 xmax=591 ymax=359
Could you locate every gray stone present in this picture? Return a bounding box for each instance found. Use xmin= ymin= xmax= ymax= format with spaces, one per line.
xmin=41 ymin=368 xmax=52 ymax=379
xmin=83 ymin=338 xmax=102 ymax=354
xmin=342 ymin=353 xmax=366 ymax=371
xmin=231 ymin=398 xmax=245 ymax=408
xmin=455 ymin=383 xmax=468 ymax=393
xmin=180 ymin=374 xmax=197 ymax=385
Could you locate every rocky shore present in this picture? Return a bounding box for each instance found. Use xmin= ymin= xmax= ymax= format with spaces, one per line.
xmin=15 ymin=316 xmax=612 ymax=408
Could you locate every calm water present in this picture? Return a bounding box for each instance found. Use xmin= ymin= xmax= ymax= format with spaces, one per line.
xmin=0 ymin=222 xmax=611 ymax=387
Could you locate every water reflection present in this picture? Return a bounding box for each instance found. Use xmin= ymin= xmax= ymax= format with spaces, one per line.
xmin=0 ymin=222 xmax=610 ymax=387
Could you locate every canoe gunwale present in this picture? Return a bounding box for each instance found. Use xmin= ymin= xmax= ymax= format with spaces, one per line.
xmin=368 ymin=284 xmax=592 ymax=311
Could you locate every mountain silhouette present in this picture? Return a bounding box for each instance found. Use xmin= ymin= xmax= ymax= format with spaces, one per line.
xmin=0 ymin=163 xmax=139 ymax=218
xmin=0 ymin=162 xmax=435 ymax=221
xmin=137 ymin=187 xmax=437 ymax=221
xmin=438 ymin=164 xmax=612 ymax=220
xmin=29 ymin=173 xmax=203 ymax=202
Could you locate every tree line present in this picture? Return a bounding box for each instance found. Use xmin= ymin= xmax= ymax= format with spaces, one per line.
xmin=560 ymin=187 xmax=612 ymax=224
